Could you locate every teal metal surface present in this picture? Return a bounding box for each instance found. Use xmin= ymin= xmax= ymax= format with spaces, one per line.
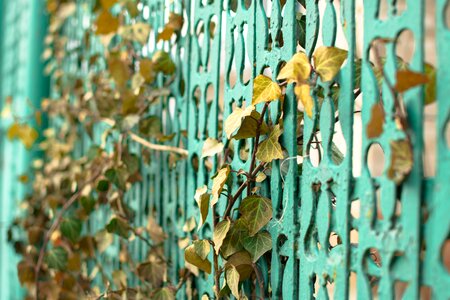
xmin=1 ymin=0 xmax=450 ymax=299
xmin=0 ymin=0 xmax=48 ymax=299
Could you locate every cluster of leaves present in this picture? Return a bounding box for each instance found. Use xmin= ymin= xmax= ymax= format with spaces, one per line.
xmin=7 ymin=0 xmax=190 ymax=299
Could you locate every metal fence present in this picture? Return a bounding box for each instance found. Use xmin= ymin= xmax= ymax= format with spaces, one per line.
xmin=1 ymin=0 xmax=450 ymax=299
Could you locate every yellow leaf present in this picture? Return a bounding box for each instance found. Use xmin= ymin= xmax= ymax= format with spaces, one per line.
xmin=95 ymin=10 xmax=119 ymax=35
xmin=366 ymin=103 xmax=385 ymax=139
xmin=313 ymin=46 xmax=348 ymax=82
xmin=394 ymin=69 xmax=428 ymax=93
xmin=294 ymin=84 xmax=314 ymax=118
xmin=183 ymin=216 xmax=196 ymax=232
xmin=202 ymin=138 xmax=224 ymax=158
xmin=100 ymin=0 xmax=117 ymax=9
xmin=7 ymin=123 xmax=21 ymax=140
xmin=108 ymin=57 xmax=130 ymax=87
xmin=256 ymin=124 xmax=284 ymax=163
xmin=194 ymin=186 xmax=210 ymax=229
xmin=252 ymin=75 xmax=282 ymax=105
xmin=213 ymin=219 xmax=231 ymax=254
xmin=277 ymin=52 xmax=311 ymax=83
xmin=224 ymin=105 xmax=255 ymax=139
xmin=185 ymin=244 xmax=211 ymax=274
xmin=157 ymin=26 xmax=175 ymax=42
xmin=211 ymin=166 xmax=230 ymax=206
xmin=226 ymin=265 xmax=240 ymax=298
xmin=139 ymin=58 xmax=155 ymax=83
xmin=387 ymin=139 xmax=413 ymax=184
xmin=119 ymin=23 xmax=151 ymax=45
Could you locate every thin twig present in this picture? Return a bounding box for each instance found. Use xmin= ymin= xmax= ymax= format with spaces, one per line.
xmin=102 ymin=118 xmax=188 ymax=156
xmin=252 ymin=263 xmax=265 ymax=300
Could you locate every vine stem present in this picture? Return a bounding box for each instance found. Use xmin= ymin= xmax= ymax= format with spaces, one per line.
xmin=252 ymin=263 xmax=265 ymax=300
xmin=34 ymin=169 xmax=102 ymax=300
xmin=247 ymin=102 xmax=270 ymax=196
xmin=102 ymin=118 xmax=188 ymax=156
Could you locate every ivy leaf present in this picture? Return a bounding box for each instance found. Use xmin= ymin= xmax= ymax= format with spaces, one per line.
xmin=366 ymin=103 xmax=385 ymax=139
xmin=119 ymin=23 xmax=151 ymax=45
xmin=224 ymin=105 xmax=255 ymax=139
xmin=137 ymin=257 xmax=167 ymax=287
xmin=220 ymin=219 xmax=249 ymax=258
xmin=60 ymin=217 xmax=82 ymax=243
xmin=95 ymin=10 xmax=119 ymax=35
xmin=238 ymin=195 xmax=273 ymax=236
xmin=256 ymin=124 xmax=284 ymax=163
xmin=242 ymin=231 xmax=272 ymax=262
xmin=183 ymin=216 xmax=196 ymax=232
xmin=184 ymin=244 xmax=211 ymax=274
xmin=7 ymin=123 xmax=39 ymax=149
xmin=45 ymin=247 xmax=68 ymax=270
xmin=95 ymin=229 xmax=114 ymax=253
xmin=233 ymin=110 xmax=269 ymax=140
xmin=213 ymin=219 xmax=231 ymax=254
xmin=394 ymin=69 xmax=429 ymax=93
xmin=157 ymin=13 xmax=184 ymax=42
xmin=296 ymin=13 xmax=306 ymax=49
xmin=139 ymin=58 xmax=155 ymax=83
xmin=313 ymin=46 xmax=348 ymax=82
xmin=277 ymin=52 xmax=311 ymax=83
xmin=424 ymin=63 xmax=436 ymax=105
xmin=294 ymin=83 xmax=314 ymax=118
xmin=107 ymin=57 xmax=130 ymax=88
xmin=100 ymin=0 xmax=117 ymax=9
xmin=106 ymin=217 xmax=130 ymax=239
xmin=225 ymin=251 xmax=253 ymax=281
xmin=252 ymin=75 xmax=282 ymax=105
xmin=139 ymin=115 xmax=161 ymax=137
xmin=211 ymin=165 xmax=230 ymax=206
xmin=193 ymin=240 xmax=211 ymax=260
xmin=226 ymin=265 xmax=240 ymax=298
xmin=202 ymin=138 xmax=224 ymax=158
xmin=147 ymin=216 xmax=167 ymax=244
xmin=17 ymin=261 xmax=35 ymax=285
xmin=112 ymin=270 xmax=127 ymax=289
xmin=387 ymin=139 xmax=413 ymax=184
xmin=96 ymin=179 xmax=110 ymax=192
xmin=153 ymin=287 xmax=175 ymax=300
xmin=152 ymin=51 xmax=176 ymax=75
xmin=105 ymin=167 xmax=128 ymax=190
xmin=195 ymin=186 xmax=210 ymax=229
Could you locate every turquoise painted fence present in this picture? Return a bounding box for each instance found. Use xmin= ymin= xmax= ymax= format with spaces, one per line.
xmin=2 ymin=0 xmax=450 ymax=299
xmin=0 ymin=0 xmax=48 ymax=298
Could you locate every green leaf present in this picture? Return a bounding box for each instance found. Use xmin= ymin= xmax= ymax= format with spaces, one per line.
xmin=213 ymin=219 xmax=231 ymax=254
xmin=225 ymin=251 xmax=253 ymax=281
xmin=256 ymin=124 xmax=284 ymax=163
xmin=220 ymin=219 xmax=249 ymax=258
xmin=211 ymin=165 xmax=230 ymax=206
xmin=252 ymin=75 xmax=282 ymax=105
xmin=45 ymin=247 xmax=68 ymax=270
xmin=152 ymin=51 xmax=176 ymax=75
xmin=313 ymin=46 xmax=348 ymax=82
xmin=96 ymin=179 xmax=110 ymax=192
xmin=185 ymin=244 xmax=211 ymax=274
xmin=201 ymin=138 xmax=224 ymax=158
xmin=226 ymin=265 xmax=240 ymax=298
xmin=277 ymin=52 xmax=311 ymax=83
xmin=105 ymin=167 xmax=128 ymax=190
xmin=242 ymin=231 xmax=272 ymax=262
xmin=238 ymin=195 xmax=273 ymax=236
xmin=193 ymin=240 xmax=211 ymax=260
xmin=153 ymin=287 xmax=175 ymax=300
xmin=106 ymin=217 xmax=130 ymax=239
xmin=224 ymin=105 xmax=255 ymax=139
xmin=394 ymin=69 xmax=429 ymax=93
xmin=60 ymin=217 xmax=82 ymax=243
xmin=233 ymin=111 xmax=269 ymax=140
xmin=387 ymin=139 xmax=413 ymax=184
xmin=123 ymin=153 xmax=140 ymax=174
xmin=195 ymin=186 xmax=210 ymax=229
xmin=296 ymin=13 xmax=306 ymax=49
xmin=424 ymin=63 xmax=436 ymax=105
xmin=139 ymin=115 xmax=161 ymax=137
xmin=294 ymin=83 xmax=314 ymax=118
